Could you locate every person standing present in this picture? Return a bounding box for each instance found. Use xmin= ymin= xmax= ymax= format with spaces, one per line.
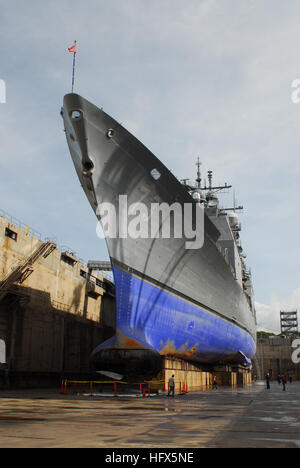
xmin=277 ymin=375 xmax=281 ymax=385
xmin=282 ymin=375 xmax=287 ymax=391
xmin=168 ymin=374 xmax=175 ymax=397
xmin=266 ymin=373 xmax=270 ymax=390
xmin=213 ymin=376 xmax=218 ymax=390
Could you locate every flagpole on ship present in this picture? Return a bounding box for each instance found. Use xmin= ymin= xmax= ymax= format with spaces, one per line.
xmin=72 ymin=41 xmax=76 ymax=93
xmin=68 ymin=40 xmax=77 ymax=93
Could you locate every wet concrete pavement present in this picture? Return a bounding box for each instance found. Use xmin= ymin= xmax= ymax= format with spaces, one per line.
xmin=0 ymin=381 xmax=299 ymax=448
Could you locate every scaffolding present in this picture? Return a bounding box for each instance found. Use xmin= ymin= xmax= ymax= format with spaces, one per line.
xmin=0 ymin=241 xmax=56 ymax=303
xmin=280 ymin=310 xmax=298 ymax=337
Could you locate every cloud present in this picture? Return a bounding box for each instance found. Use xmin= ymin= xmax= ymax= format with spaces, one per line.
xmin=255 ymin=302 xmax=280 ymax=334
xmin=256 ymin=286 xmax=300 ymax=333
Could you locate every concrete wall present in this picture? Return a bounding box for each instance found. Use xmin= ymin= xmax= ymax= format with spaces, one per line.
xmin=0 ymin=215 xmax=116 ymax=387
xmin=0 ymin=216 xmax=104 ymax=320
xmin=254 ymin=337 xmax=300 ymax=381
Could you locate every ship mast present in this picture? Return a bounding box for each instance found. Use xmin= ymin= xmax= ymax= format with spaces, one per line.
xmin=200 ymin=170 xmax=231 ymax=193
xmin=180 ymin=158 xmax=234 ymax=199
xmin=196 ymin=157 xmax=202 ymax=189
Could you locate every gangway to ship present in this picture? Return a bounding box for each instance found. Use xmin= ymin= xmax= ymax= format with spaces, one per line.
xmin=0 ymin=240 xmax=56 ymax=302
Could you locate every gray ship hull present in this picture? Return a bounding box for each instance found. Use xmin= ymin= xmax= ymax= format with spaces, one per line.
xmin=62 ymin=93 xmax=256 ymax=377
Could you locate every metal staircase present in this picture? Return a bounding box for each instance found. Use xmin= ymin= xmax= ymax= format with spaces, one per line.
xmin=0 ymin=240 xmax=56 ymax=303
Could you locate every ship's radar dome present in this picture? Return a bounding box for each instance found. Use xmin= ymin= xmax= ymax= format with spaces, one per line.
xmin=227 ymin=211 xmax=241 ymax=230
xmin=206 ymin=191 xmax=219 ymax=208
xmin=227 ymin=211 xmax=239 ymax=223
xmin=192 ymin=190 xmax=205 ymax=203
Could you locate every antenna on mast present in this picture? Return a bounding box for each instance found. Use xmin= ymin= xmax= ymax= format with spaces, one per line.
xmin=196 ymin=157 xmax=202 ymax=188
xmin=179 ymin=160 xmax=232 ymax=194
xmin=208 ymin=171 xmax=213 ymax=190
xmin=222 ymin=190 xmax=243 ymax=212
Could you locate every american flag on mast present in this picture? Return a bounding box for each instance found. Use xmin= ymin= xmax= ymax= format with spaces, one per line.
xmin=68 ymin=41 xmax=77 ymax=53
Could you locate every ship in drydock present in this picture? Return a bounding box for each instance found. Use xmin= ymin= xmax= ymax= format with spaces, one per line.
xmin=61 ymin=93 xmax=257 ymax=379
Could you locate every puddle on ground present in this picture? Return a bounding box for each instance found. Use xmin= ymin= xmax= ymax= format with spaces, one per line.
xmin=249 ymin=415 xmax=300 ymax=426
xmin=250 ymin=438 xmax=300 ymax=448
xmin=121 ymin=406 xmax=184 ymax=412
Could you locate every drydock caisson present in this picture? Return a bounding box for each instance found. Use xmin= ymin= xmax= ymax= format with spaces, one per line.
xmin=61 ymin=93 xmax=257 ymax=379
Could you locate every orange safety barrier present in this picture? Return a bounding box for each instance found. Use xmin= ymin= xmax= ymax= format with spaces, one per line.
xmin=60 ymin=379 xmax=128 ymax=397
xmin=60 ymin=378 xmax=168 ymax=398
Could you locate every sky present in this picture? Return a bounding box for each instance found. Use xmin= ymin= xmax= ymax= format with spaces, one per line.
xmin=0 ymin=0 xmax=299 ymax=334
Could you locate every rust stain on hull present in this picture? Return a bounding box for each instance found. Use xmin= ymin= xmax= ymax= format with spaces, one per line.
xmin=159 ymin=339 xmax=199 ymax=360
xmin=114 ymin=329 xmax=147 ymax=350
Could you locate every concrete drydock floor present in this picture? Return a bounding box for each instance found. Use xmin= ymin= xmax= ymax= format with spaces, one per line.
xmin=0 ymin=382 xmax=299 ymax=448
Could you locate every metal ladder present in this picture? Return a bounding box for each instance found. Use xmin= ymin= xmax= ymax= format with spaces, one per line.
xmin=0 ymin=240 xmax=56 ymax=303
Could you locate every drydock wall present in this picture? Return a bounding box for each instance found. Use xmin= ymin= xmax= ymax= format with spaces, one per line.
xmin=254 ymin=336 xmax=300 ymax=381
xmin=0 ymin=214 xmax=116 ymax=388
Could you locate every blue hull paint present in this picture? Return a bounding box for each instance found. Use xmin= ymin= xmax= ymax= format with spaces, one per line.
xmin=109 ymin=266 xmax=256 ymax=364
